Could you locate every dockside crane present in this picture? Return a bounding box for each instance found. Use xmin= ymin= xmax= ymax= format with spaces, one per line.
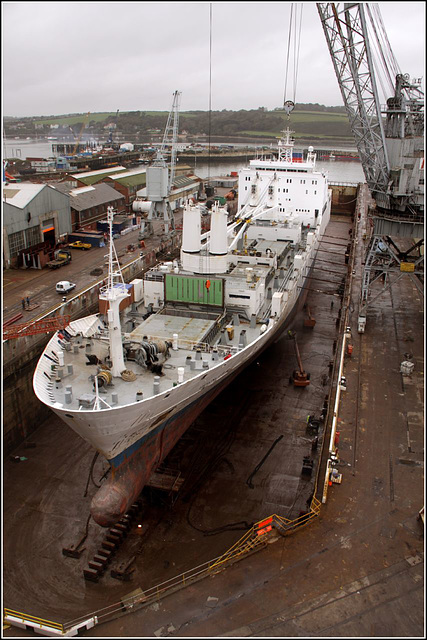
xmin=133 ymin=90 xmax=181 ymax=238
xmin=317 ymin=3 xmax=424 ymax=331
xmin=72 ymin=111 xmax=91 ymax=155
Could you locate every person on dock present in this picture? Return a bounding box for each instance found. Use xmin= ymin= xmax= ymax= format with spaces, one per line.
xmin=26 ymin=296 xmax=30 ymax=309
xmin=22 ymin=298 xmax=26 ymax=311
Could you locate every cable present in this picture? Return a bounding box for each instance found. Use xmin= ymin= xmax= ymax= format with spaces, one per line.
xmin=207 ymin=2 xmax=213 ymax=185
xmin=293 ymin=4 xmax=304 ymax=105
xmin=366 ymin=4 xmax=395 ymax=99
xmin=283 ymin=3 xmax=294 ymax=105
xmin=84 ymin=451 xmax=100 ymax=496
xmin=246 ymin=435 xmax=283 ymax=489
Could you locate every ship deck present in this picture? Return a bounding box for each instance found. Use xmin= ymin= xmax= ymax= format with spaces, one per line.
xmin=41 ymin=237 xmax=297 ymax=411
xmin=46 ymin=309 xmax=268 ymax=411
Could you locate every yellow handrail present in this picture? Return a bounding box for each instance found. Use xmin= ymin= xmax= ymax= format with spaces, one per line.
xmin=3 ymin=608 xmax=64 ymax=632
xmin=210 ymin=499 xmax=321 ymax=571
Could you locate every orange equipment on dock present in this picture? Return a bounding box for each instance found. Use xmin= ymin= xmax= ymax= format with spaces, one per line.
xmin=3 ymin=316 xmax=71 ymax=340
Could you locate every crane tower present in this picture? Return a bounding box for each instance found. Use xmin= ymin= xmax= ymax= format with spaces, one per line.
xmin=317 ymin=3 xmax=424 ymax=330
xmin=137 ymin=90 xmax=181 ymax=238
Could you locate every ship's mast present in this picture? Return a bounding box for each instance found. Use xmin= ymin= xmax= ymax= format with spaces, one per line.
xmin=277 ymin=127 xmax=294 ymax=163
xmin=99 ymin=206 xmax=129 ymax=377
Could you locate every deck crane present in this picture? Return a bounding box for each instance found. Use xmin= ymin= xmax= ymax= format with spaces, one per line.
xmin=317 ymin=3 xmax=424 ymax=331
xmin=134 ymin=90 xmax=181 ymax=239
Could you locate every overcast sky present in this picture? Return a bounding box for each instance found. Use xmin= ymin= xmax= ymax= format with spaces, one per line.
xmin=2 ymin=1 xmax=425 ymax=117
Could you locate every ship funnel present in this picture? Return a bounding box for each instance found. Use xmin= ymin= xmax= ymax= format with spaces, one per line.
xmin=182 ymin=201 xmax=201 ymax=254
xmin=209 ymin=203 xmax=228 ymax=255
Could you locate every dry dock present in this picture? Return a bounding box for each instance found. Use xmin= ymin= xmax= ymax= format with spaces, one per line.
xmin=3 ymin=189 xmax=424 ymax=637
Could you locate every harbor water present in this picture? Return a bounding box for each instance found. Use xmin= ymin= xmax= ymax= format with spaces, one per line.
xmin=194 ymin=159 xmax=365 ymax=183
xmin=3 ymin=138 xmax=365 ymax=184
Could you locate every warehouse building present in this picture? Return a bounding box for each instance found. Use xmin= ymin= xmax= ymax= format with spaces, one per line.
xmin=3 ymin=182 xmax=71 ymax=269
xmin=53 ymin=182 xmax=126 ymax=232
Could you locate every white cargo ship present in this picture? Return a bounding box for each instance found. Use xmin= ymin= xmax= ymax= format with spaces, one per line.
xmin=33 ymin=128 xmax=331 ymax=526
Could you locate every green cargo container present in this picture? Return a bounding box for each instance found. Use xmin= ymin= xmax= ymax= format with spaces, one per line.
xmin=165 ymin=274 xmax=224 ymax=307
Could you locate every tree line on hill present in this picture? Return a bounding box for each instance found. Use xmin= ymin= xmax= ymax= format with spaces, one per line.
xmin=102 ymin=104 xmax=352 ymax=139
xmin=4 ymin=104 xmax=352 ymax=140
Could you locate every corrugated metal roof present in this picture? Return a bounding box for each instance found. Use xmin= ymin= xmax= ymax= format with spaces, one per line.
xmin=54 ymin=182 xmax=125 ymax=211
xmin=3 ymin=182 xmax=46 ymax=209
xmin=73 ymin=166 xmax=128 ymax=185
xmin=110 ymin=167 xmax=147 ymax=179
xmin=110 ymin=168 xmax=147 ymax=188
xmin=172 ymin=175 xmax=200 ymax=189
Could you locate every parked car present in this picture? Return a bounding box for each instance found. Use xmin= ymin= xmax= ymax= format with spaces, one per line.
xmin=56 ymin=281 xmax=76 ymax=294
xmin=69 ymin=241 xmax=92 ymax=250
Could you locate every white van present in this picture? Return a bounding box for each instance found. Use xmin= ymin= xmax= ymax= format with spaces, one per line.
xmin=56 ymin=281 xmax=76 ymax=294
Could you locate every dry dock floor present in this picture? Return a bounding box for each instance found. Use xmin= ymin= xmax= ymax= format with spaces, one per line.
xmin=3 ymin=210 xmax=424 ymax=637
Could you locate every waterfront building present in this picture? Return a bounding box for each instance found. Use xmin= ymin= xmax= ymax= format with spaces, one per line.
xmin=3 ymin=182 xmax=71 ymax=269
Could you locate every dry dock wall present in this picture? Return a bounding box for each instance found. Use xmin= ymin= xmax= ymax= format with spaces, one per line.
xmin=330 ymin=184 xmax=358 ymax=215
xmin=3 ymin=236 xmax=180 ymax=454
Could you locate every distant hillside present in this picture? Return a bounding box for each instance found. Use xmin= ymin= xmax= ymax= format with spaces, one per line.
xmin=4 ymin=105 xmax=353 ymax=143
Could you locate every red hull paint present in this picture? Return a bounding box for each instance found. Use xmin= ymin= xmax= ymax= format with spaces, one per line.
xmin=91 ymin=367 xmax=242 ymax=526
xmin=90 ymin=273 xmax=313 ymax=527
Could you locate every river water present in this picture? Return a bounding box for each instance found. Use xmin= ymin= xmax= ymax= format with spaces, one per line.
xmin=193 ymin=159 xmax=365 ymax=183
xmin=3 ymin=138 xmax=365 ymax=184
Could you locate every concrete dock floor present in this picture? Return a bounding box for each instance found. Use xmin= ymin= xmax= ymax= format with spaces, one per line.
xmin=3 ymin=205 xmax=424 ymax=637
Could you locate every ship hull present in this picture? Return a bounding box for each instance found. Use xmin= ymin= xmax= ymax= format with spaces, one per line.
xmin=91 ymin=271 xmax=311 ymax=526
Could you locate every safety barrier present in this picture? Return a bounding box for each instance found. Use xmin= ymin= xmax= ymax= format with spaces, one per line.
xmin=210 ymin=497 xmax=321 ymax=570
xmin=3 ymin=608 xmax=97 ymax=637
xmin=3 ymin=609 xmax=64 ymax=633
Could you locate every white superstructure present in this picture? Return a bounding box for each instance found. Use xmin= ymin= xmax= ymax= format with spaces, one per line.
xmin=238 ymin=128 xmax=329 ymax=230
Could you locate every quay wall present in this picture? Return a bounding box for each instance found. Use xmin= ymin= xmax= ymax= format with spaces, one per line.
xmin=3 ymin=235 xmax=180 ymax=454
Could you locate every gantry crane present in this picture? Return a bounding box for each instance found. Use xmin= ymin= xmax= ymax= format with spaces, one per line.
xmin=134 ymin=90 xmax=181 ymax=238
xmin=317 ymin=3 xmax=424 ymax=331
